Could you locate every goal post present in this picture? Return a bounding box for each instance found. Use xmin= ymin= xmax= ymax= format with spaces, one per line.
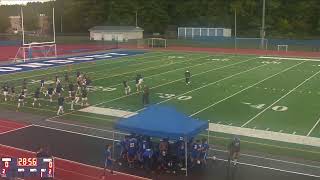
xmin=14 ymin=6 xmax=57 ymax=62
xmin=277 ymin=45 xmax=288 ymax=52
xmin=147 ymin=38 xmax=167 ymax=48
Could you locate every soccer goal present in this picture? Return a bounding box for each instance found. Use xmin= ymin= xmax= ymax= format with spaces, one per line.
xmin=147 ymin=38 xmax=167 ymax=48
xmin=14 ymin=7 xmax=57 ymax=62
xmin=277 ymin=45 xmax=288 ymax=52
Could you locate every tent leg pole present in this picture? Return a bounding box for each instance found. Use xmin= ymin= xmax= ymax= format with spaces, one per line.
xmin=185 ymin=137 xmax=188 ymax=176
xmin=112 ymin=131 xmax=115 ymax=159
xmin=207 ymin=120 xmax=210 ymax=145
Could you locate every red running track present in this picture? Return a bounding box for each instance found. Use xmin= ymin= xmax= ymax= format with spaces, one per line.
xmin=0 ymin=136 xmax=150 ymax=180
xmin=0 ymin=119 xmax=29 ymax=135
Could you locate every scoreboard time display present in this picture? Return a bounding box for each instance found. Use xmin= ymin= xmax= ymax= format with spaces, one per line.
xmin=1 ymin=157 xmax=54 ymax=178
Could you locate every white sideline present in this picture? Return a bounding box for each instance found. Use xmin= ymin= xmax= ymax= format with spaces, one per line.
xmin=209 ymin=123 xmax=320 ymax=147
xmin=259 ymin=56 xmax=320 ymax=61
xmin=307 ymin=117 xmax=320 ymax=136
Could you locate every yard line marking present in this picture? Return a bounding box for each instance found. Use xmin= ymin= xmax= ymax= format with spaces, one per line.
xmin=242 ymin=65 xmax=320 ymax=127
xmin=307 ymin=117 xmax=320 ymax=136
xmin=191 ymin=61 xmax=306 ymax=117
xmin=210 ymin=157 xmax=320 ymax=178
xmin=47 ymin=55 xmax=249 ymax=120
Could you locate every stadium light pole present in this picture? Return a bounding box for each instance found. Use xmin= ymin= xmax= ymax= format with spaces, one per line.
xmin=135 ymin=10 xmax=138 ymax=27
xmin=234 ymin=8 xmax=237 ymax=50
xmin=260 ymin=0 xmax=266 ymax=49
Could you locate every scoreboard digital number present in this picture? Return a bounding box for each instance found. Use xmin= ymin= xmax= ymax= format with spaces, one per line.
xmin=1 ymin=157 xmax=54 ymax=178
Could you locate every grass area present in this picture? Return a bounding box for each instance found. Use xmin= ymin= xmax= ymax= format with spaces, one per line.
xmin=1 ymin=50 xmax=320 ymax=162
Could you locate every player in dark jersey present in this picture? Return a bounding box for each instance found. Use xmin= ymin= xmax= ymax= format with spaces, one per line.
xmin=76 ymin=71 xmax=81 ymax=78
xmin=40 ymin=79 xmax=45 ymax=90
xmin=16 ymin=91 xmax=25 ymax=112
xmin=228 ymin=136 xmax=240 ymax=165
xmin=142 ymin=85 xmax=149 ymax=106
xmin=68 ymin=83 xmax=75 ymax=98
xmin=2 ymin=82 xmax=9 ymax=101
xmin=185 ymin=70 xmax=191 ymax=85
xmin=55 ymin=83 xmax=63 ymax=97
xmin=81 ymin=87 xmax=89 ymax=107
xmin=22 ymin=79 xmax=28 ymax=97
xmin=32 ymin=88 xmax=41 ymax=107
xmin=47 ymin=85 xmax=54 ymax=102
xmin=10 ymin=85 xmax=16 ymax=101
xmin=57 ymin=96 xmax=65 ymax=115
xmin=123 ymin=80 xmax=131 ymax=95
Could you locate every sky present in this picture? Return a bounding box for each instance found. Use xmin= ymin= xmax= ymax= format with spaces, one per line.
xmin=0 ymin=0 xmax=54 ymax=5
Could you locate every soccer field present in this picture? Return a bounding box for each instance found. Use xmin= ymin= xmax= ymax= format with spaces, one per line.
xmin=1 ymin=51 xmax=320 ymax=156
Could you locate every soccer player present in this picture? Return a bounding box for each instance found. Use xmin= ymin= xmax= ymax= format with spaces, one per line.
xmin=55 ymin=76 xmax=60 ymax=85
xmin=40 ymin=79 xmax=45 ymax=91
xmin=22 ymin=79 xmax=28 ymax=97
xmin=138 ymin=77 xmax=144 ymax=92
xmin=102 ymin=144 xmax=115 ymax=178
xmin=2 ymin=82 xmax=9 ymax=101
xmin=47 ymin=85 xmax=54 ymax=102
xmin=16 ymin=91 xmax=25 ymax=112
xmin=127 ymin=136 xmax=138 ymax=168
xmin=10 ymin=85 xmax=16 ymax=101
xmin=123 ymin=80 xmax=131 ymax=95
xmin=228 ymin=136 xmax=240 ymax=165
xmin=32 ymin=88 xmax=41 ymax=107
xmin=68 ymin=82 xmax=75 ymax=98
xmin=70 ymin=91 xmax=79 ymax=111
xmin=142 ymin=85 xmax=149 ymax=106
xmin=200 ymin=138 xmax=209 ymax=165
xmin=55 ymin=83 xmax=63 ymax=97
xmin=191 ymin=139 xmax=200 ymax=167
xmin=142 ymin=148 xmax=153 ymax=171
xmin=185 ymin=70 xmax=191 ymax=85
xmin=81 ymin=87 xmax=89 ymax=107
xmin=135 ymin=74 xmax=142 ymax=92
xmin=57 ymin=96 xmax=64 ymax=115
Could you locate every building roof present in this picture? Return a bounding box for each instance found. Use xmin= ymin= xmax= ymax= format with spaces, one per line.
xmin=89 ymin=26 xmax=143 ymax=32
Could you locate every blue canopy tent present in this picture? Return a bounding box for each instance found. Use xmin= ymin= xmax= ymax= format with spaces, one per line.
xmin=115 ymin=105 xmax=209 ymax=176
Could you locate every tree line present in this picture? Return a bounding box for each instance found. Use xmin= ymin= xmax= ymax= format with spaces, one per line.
xmin=0 ymin=0 xmax=319 ymax=39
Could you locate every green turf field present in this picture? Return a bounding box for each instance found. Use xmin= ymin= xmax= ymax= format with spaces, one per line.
xmin=1 ymin=51 xmax=320 ymax=160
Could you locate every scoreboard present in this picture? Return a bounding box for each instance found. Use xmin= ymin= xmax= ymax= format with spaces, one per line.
xmin=1 ymin=157 xmax=54 ymax=178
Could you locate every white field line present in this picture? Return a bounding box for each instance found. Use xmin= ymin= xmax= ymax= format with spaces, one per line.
xmin=259 ymin=56 xmax=320 ymax=61
xmin=5 ymin=123 xmax=318 ymax=178
xmin=242 ymin=67 xmax=320 ymax=127
xmin=209 ymin=157 xmax=320 ymax=178
xmin=211 ymin=148 xmax=320 ymax=169
xmin=155 ymin=61 xmax=267 ymax=107
xmin=0 ymin=52 xmax=164 ymax=82
xmin=46 ymin=55 xmax=252 ymax=120
xmin=210 ymin=123 xmax=320 ymax=147
xmin=0 ymin=143 xmax=151 ymax=180
xmin=307 ymin=118 xmax=320 ymax=136
xmin=0 ymin=124 xmax=33 ymax=135
xmin=190 ymin=61 xmax=305 ymax=117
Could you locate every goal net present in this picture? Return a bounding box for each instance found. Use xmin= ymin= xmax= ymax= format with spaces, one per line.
xmin=14 ymin=42 xmax=57 ymax=63
xmin=277 ymin=45 xmax=288 ymax=52
xmin=147 ymin=38 xmax=167 ymax=48
xmin=14 ymin=6 xmax=56 ymax=62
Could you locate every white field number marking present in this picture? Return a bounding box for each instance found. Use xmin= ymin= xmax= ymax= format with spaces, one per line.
xmin=261 ymin=61 xmax=281 ymax=64
xmin=157 ymin=93 xmax=192 ymax=101
xmin=242 ymin=102 xmax=288 ymax=112
xmin=87 ymin=86 xmax=117 ymax=92
xmin=30 ymin=79 xmax=55 ymax=85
